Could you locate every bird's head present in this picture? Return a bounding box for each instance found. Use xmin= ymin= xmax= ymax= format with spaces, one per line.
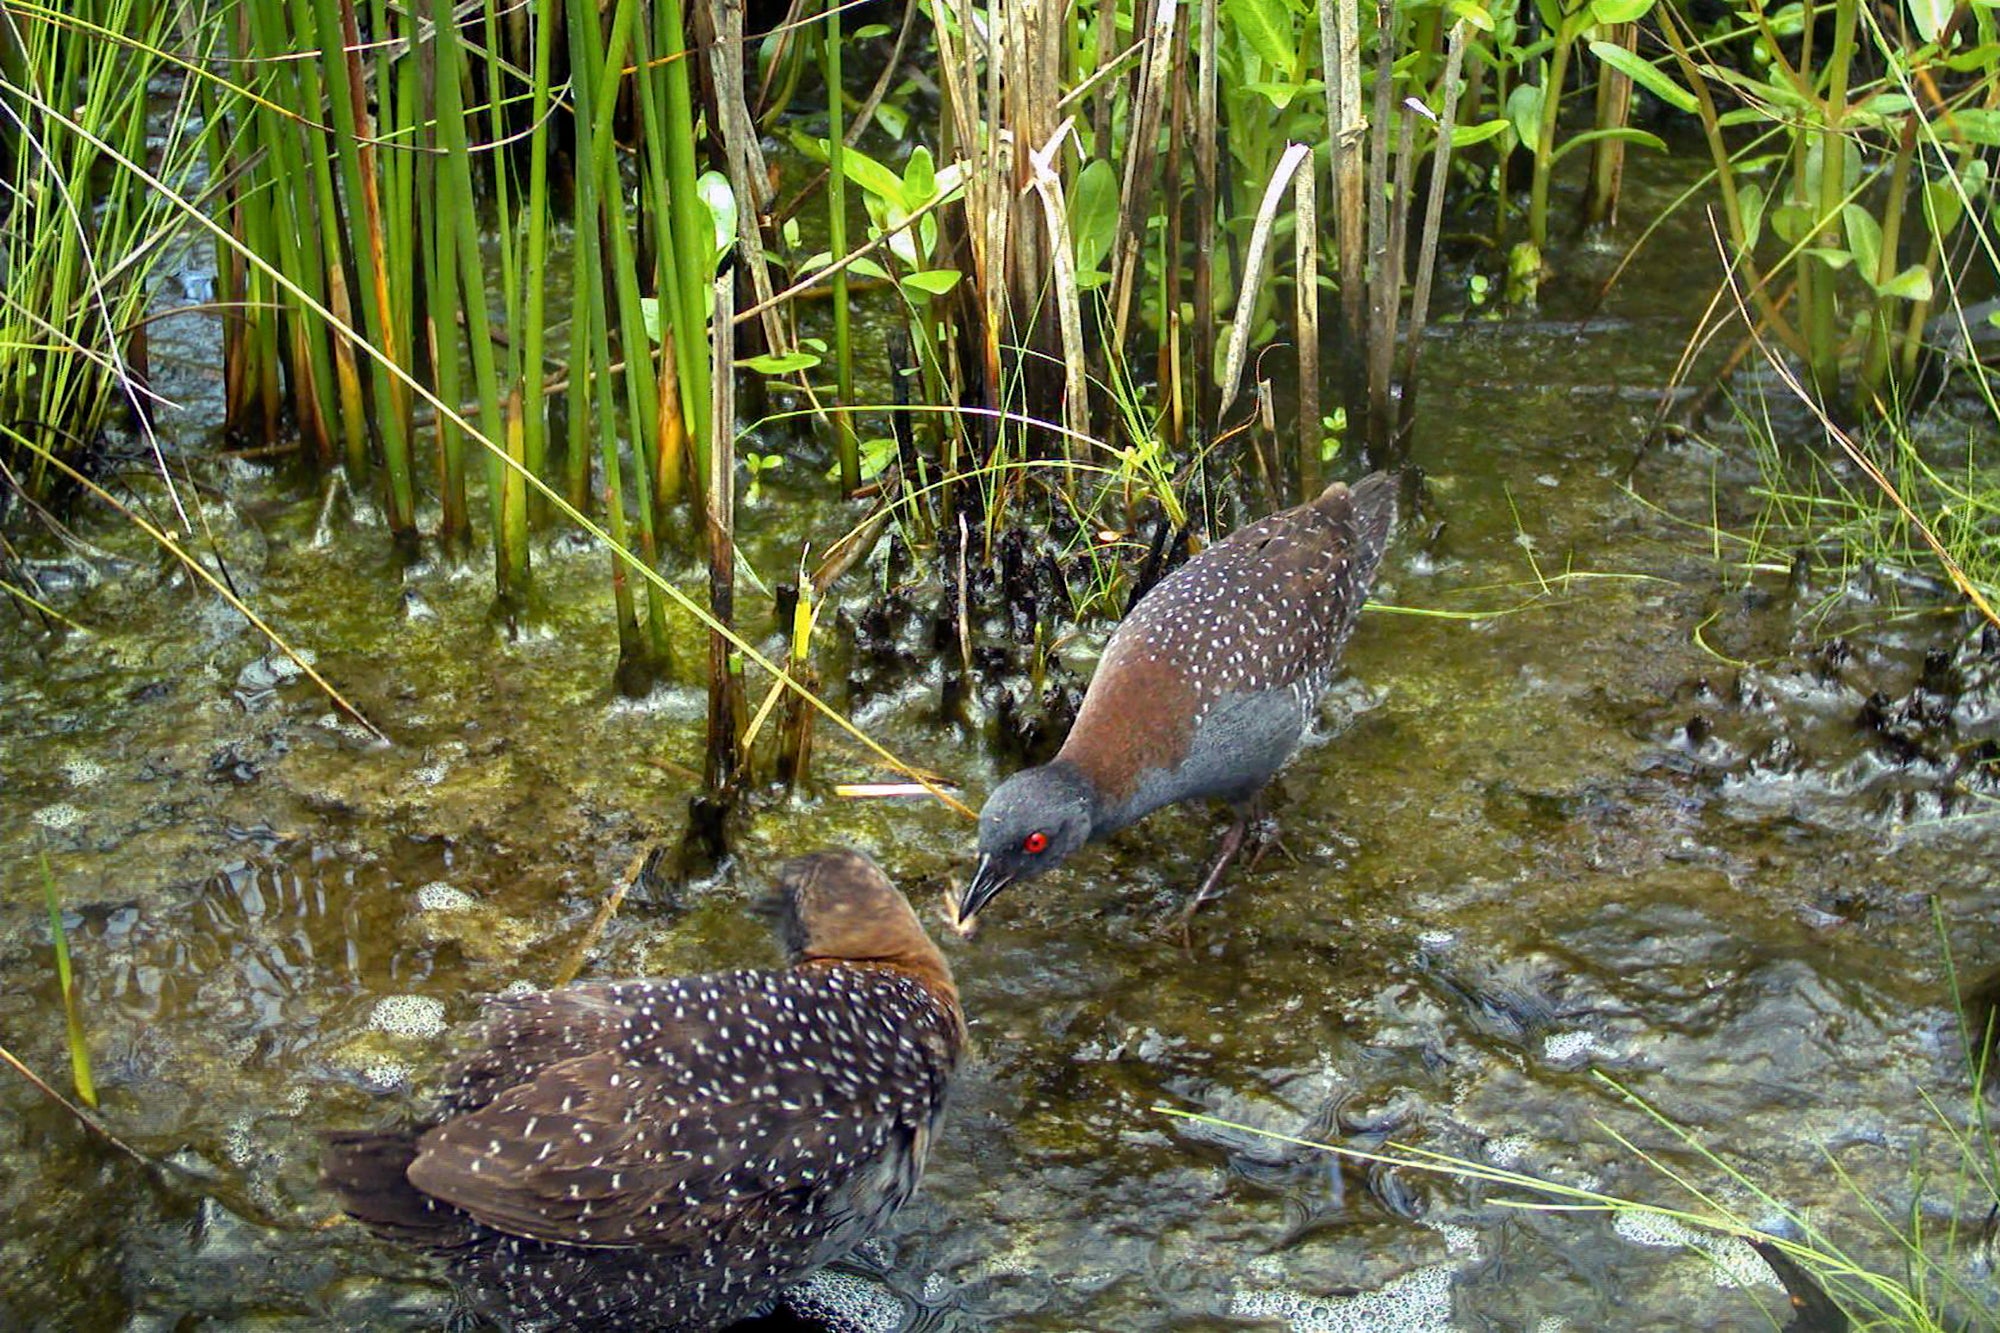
xmin=761 ymin=849 xmax=946 ymax=981
xmin=957 ymin=763 xmax=1096 ymax=925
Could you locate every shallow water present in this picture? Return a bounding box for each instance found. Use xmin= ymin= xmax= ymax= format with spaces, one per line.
xmin=3 ymin=169 xmax=1999 ymax=1332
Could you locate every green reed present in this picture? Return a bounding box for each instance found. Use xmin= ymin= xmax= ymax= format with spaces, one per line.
xmin=824 ymin=3 xmax=861 ymax=494
xmin=0 ymin=1 xmax=216 ymax=497
xmin=39 ymin=853 xmax=95 ymax=1109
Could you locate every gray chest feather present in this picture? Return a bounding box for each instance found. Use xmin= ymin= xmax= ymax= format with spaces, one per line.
xmin=1100 ymin=684 xmax=1311 ymax=829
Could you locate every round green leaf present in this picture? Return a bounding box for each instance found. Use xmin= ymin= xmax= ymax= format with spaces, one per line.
xmin=741 ymin=350 xmax=823 ymax=374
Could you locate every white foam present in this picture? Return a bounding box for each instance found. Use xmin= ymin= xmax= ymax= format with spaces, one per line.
xmin=1542 ymin=1031 xmax=1597 ymax=1062
xmin=1613 ymin=1212 xmax=1782 ymax=1291
xmin=1231 ymin=1263 xmax=1457 ymax=1332
xmin=784 ymin=1270 xmax=903 ymax=1333
xmin=415 ymin=881 xmax=476 ymax=912
xmin=59 ymin=758 xmax=106 ymax=787
xmin=369 ymin=994 xmax=447 ymax=1038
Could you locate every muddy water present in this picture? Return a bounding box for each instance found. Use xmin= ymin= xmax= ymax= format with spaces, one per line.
xmin=4 ymin=197 xmax=1999 ymax=1330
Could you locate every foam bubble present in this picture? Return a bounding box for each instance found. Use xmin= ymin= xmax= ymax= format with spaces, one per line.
xmin=1430 ymin=1221 xmax=1480 ymax=1256
xmin=1542 ymin=1031 xmax=1597 ymax=1062
xmin=1231 ymin=1263 xmax=1456 ymax=1332
xmin=415 ymin=881 xmax=476 ymax=912
xmin=783 ymin=1270 xmax=903 ymax=1333
xmin=1613 ymin=1212 xmax=1782 ymax=1291
xmin=369 ymin=994 xmax=447 ymax=1038
xmin=59 ymin=758 xmax=106 ymax=787
xmin=363 ymin=1060 xmax=412 ymax=1090
xmin=33 ymin=803 xmax=82 ymax=830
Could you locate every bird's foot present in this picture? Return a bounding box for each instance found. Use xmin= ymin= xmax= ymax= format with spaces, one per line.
xmin=1243 ymin=811 xmax=1296 ymax=871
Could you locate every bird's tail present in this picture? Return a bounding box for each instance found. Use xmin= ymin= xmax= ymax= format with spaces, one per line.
xmin=320 ymin=1128 xmax=473 ymax=1249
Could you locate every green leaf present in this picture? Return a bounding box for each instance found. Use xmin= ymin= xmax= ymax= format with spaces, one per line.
xmin=1245 ymin=80 xmax=1303 ymax=110
xmin=1922 ymin=179 xmax=1964 ymax=239
xmin=1908 ymin=0 xmax=1951 ymax=42
xmin=1737 ymin=181 xmax=1766 ymax=251
xmin=1875 ymin=265 xmax=1932 ymax=301
xmin=835 ymin=143 xmax=908 ymax=205
xmin=1843 ymin=203 xmax=1882 ymax=279
xmin=1805 ymin=246 xmax=1855 ymax=271
xmin=901 ymin=269 xmax=963 ymax=296
xmin=697 ymin=171 xmax=737 ymax=272
xmin=1227 ymin=0 xmax=1300 ymax=74
xmin=639 ymin=296 xmax=662 ymax=344
xmin=1856 ymin=92 xmax=1915 ymax=118
xmin=1589 ymin=40 xmax=1698 ymax=113
xmin=859 ymin=436 xmax=899 ymax=481
xmin=903 ymin=146 xmax=937 ymax=207
xmin=1448 ymin=0 xmax=1496 ymax=31
xmin=1589 ymin=0 xmax=1654 ymax=23
xmin=1451 ymin=117 xmax=1514 ymax=147
xmin=1550 ymin=126 xmax=1669 ymax=163
xmin=1943 ymin=42 xmax=2000 ymax=74
xmin=1716 ymin=107 xmax=1772 ymax=128
xmin=1768 ymin=203 xmax=1814 ymax=245
xmin=851 ymin=256 xmax=891 ymax=282
xmin=1952 ymin=108 xmax=2000 ymax=146
xmin=1506 ymin=82 xmax=1545 ymax=156
xmin=741 ymin=350 xmax=823 ymax=374
xmin=1072 ymin=158 xmax=1119 ymax=272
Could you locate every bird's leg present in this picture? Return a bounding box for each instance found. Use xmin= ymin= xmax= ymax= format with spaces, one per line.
xmin=1163 ymin=813 xmax=1251 ymax=947
xmin=1189 ymin=811 xmax=1252 ymax=910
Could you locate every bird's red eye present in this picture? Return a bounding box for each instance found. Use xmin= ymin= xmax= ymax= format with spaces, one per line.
xmin=1023 ymin=831 xmax=1050 ymax=854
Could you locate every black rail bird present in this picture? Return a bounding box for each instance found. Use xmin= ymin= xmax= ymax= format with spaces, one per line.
xmin=958 ymin=473 xmax=1397 ymax=925
xmin=322 ymin=848 xmax=965 ymax=1332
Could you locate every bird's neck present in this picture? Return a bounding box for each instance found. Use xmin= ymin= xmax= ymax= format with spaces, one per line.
xmin=1031 ymin=757 xmax=1118 ymax=837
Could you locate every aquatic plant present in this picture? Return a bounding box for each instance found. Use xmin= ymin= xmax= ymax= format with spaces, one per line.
xmin=38 ymin=853 xmax=94 ymax=1109
xmin=0 ymin=0 xmax=220 ymax=503
xmin=1648 ymin=0 xmax=2000 ymax=411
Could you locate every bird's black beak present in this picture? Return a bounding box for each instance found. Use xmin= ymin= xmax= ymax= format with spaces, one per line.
xmin=955 ymin=855 xmax=1012 ymax=926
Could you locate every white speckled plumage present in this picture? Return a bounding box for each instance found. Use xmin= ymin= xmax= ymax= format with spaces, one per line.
xmin=322 ymin=849 xmax=962 ymax=1333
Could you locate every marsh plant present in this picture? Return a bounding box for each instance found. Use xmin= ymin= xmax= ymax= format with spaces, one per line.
xmin=3 ymin=0 xmax=1995 ymax=790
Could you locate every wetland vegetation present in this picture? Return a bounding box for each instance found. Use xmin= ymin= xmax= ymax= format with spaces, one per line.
xmin=2 ymin=0 xmax=1998 ymax=1327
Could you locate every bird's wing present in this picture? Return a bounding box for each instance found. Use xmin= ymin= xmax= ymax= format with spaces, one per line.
xmin=406 ymin=971 xmax=952 ymax=1252
xmin=435 ymin=983 xmax=636 ymax=1114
